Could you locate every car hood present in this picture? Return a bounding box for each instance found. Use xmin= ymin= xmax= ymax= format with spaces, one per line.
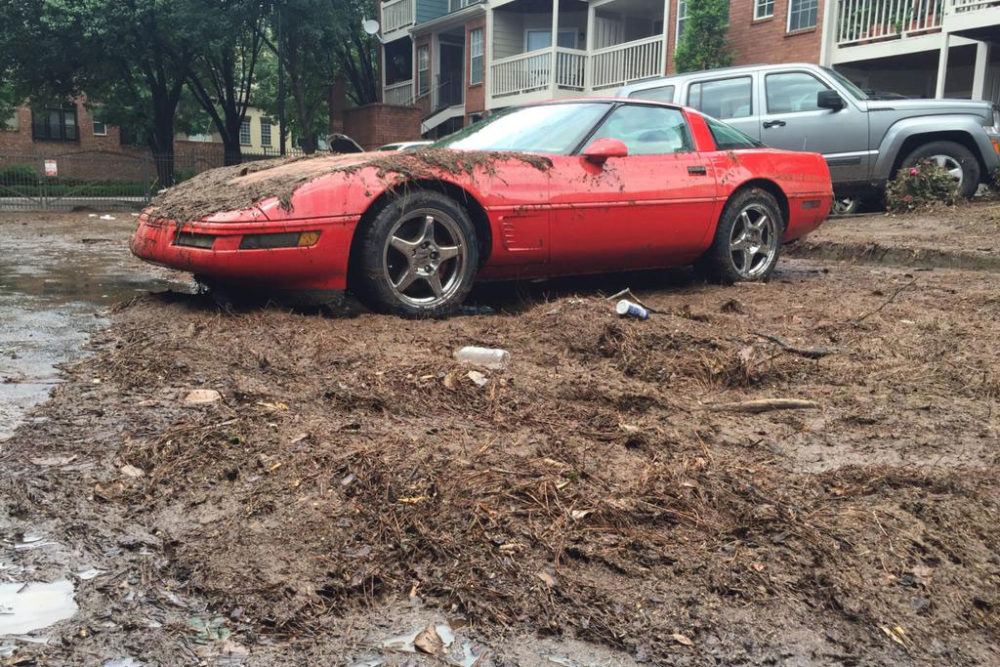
xmin=862 ymin=97 xmax=992 ymax=119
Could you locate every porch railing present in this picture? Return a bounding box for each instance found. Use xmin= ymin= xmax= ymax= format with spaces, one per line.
xmin=835 ymin=0 xmax=943 ymax=46
xmin=492 ymin=50 xmax=553 ymax=97
xmin=382 ymin=0 xmax=414 ymax=35
xmin=555 ymin=48 xmax=587 ymax=90
xmin=590 ymin=35 xmax=664 ymax=91
xmin=384 ymin=79 xmax=415 ymax=106
xmin=951 ymin=0 xmax=1000 ymax=11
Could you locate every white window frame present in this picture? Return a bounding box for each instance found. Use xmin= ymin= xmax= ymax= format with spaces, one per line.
xmin=469 ymin=28 xmax=483 ymax=85
xmin=92 ymin=118 xmax=107 ymax=136
xmin=786 ymin=0 xmax=818 ymax=32
xmin=260 ymin=120 xmax=272 ymax=147
xmin=676 ymin=0 xmax=687 ymax=44
xmin=417 ymin=45 xmax=430 ymax=95
xmin=754 ymin=0 xmax=774 ymax=20
xmin=239 ymin=118 xmax=252 ymax=146
xmin=524 ymin=29 xmax=577 ymax=51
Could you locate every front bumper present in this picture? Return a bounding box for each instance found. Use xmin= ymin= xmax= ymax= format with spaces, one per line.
xmin=130 ymin=212 xmax=359 ymax=291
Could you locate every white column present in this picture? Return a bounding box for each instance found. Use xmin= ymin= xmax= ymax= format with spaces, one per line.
xmin=551 ymin=0 xmax=559 ymax=96
xmin=973 ymin=41 xmax=991 ymax=100
xmin=661 ymin=0 xmax=671 ymax=74
xmin=935 ymin=32 xmax=951 ymax=98
xmin=585 ymin=3 xmax=595 ymax=91
xmin=819 ymin=0 xmax=837 ymax=66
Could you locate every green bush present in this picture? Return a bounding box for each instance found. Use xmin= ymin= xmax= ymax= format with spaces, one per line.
xmin=885 ymin=160 xmax=958 ymax=213
xmin=0 ymin=163 xmax=39 ymax=185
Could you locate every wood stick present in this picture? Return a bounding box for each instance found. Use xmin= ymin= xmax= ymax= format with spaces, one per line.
xmin=706 ymin=398 xmax=820 ymax=413
xmin=752 ymin=332 xmax=837 ymax=359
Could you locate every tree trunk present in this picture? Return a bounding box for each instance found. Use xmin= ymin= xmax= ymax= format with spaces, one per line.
xmin=150 ymin=106 xmax=176 ymax=188
xmin=222 ymin=136 xmax=243 ymax=165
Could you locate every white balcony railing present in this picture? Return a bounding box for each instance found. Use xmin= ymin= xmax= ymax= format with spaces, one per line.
xmin=492 ymin=50 xmax=553 ymax=97
xmin=835 ymin=0 xmax=942 ymax=46
xmin=449 ymin=0 xmax=480 ymax=11
xmin=952 ymin=0 xmax=1000 ymax=10
xmin=382 ymin=0 xmax=414 ymax=35
xmin=384 ymin=79 xmax=414 ymax=106
xmin=555 ymin=48 xmax=587 ymax=90
xmin=590 ymin=35 xmax=664 ymax=90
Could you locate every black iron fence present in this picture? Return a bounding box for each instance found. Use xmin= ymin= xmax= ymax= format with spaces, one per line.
xmin=0 ymin=146 xmax=306 ymax=211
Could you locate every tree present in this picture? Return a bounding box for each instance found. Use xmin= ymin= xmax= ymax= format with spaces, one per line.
xmin=674 ymin=0 xmax=732 ymax=74
xmin=258 ymin=0 xmax=378 ymax=153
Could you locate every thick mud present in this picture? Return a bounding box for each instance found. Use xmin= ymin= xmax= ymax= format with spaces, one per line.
xmin=1 ymin=204 xmax=999 ymax=664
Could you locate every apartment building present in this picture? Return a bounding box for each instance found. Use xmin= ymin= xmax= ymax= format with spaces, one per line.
xmin=380 ymin=0 xmax=1000 ymax=138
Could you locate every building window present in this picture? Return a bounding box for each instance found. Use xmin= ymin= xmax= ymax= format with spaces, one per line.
xmin=676 ymin=0 xmax=687 ymax=43
xmin=93 ymin=118 xmax=107 ymax=136
xmin=755 ymin=0 xmax=774 ymax=19
xmin=2 ymin=111 xmax=17 ymax=132
xmin=469 ymin=28 xmax=483 ymax=85
xmin=525 ymin=29 xmax=576 ymax=51
xmin=261 ymin=120 xmax=272 ymax=147
xmin=31 ymin=107 xmax=78 ymax=142
xmin=239 ymin=119 xmax=252 ymax=145
xmin=449 ymin=0 xmax=477 ymax=11
xmin=418 ymin=45 xmax=429 ymax=95
xmin=787 ymin=0 xmax=817 ymax=31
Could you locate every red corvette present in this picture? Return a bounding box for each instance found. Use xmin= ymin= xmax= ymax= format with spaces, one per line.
xmin=131 ymin=99 xmax=832 ymax=316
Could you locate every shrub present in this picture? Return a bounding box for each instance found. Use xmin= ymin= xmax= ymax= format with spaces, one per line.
xmin=0 ymin=163 xmax=39 ymax=185
xmin=885 ymin=160 xmax=958 ymax=213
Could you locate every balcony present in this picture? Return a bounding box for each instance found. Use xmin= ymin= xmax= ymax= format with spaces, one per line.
xmin=488 ymin=37 xmax=664 ymax=106
xmin=835 ymin=0 xmax=943 ymax=47
xmin=384 ymin=79 xmax=415 ymax=106
xmin=382 ymin=0 xmax=414 ymax=41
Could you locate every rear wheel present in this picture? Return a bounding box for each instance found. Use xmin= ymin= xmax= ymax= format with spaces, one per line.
xmin=700 ymin=188 xmax=784 ymax=283
xmin=900 ymin=140 xmax=980 ymax=199
xmin=353 ymin=190 xmax=478 ymax=317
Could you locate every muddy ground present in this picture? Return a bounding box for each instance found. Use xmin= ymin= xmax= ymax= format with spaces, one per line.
xmin=1 ymin=204 xmax=999 ymax=665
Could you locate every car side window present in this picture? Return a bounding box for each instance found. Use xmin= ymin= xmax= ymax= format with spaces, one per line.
xmin=704 ymin=116 xmax=760 ymax=150
xmin=765 ymin=72 xmax=831 ymax=113
xmin=687 ymin=77 xmax=753 ymax=120
xmin=588 ymin=105 xmax=694 ymax=156
xmin=628 ymin=84 xmax=675 ymax=102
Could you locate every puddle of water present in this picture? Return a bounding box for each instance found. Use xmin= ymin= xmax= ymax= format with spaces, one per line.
xmin=0 ymin=580 xmax=77 ymax=636
xmin=0 ymin=218 xmax=191 ymax=440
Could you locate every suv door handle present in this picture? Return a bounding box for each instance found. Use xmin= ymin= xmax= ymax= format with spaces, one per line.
xmin=687 ymin=165 xmax=707 ymax=175
xmin=763 ymin=119 xmax=787 ymax=129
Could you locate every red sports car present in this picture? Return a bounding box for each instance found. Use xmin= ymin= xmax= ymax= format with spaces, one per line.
xmin=131 ymin=99 xmax=832 ymax=316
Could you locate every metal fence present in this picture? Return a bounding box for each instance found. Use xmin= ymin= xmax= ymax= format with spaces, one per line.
xmin=0 ymin=147 xmax=305 ymax=211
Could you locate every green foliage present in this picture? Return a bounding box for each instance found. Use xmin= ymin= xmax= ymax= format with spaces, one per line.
xmin=674 ymin=0 xmax=733 ymax=74
xmin=885 ymin=160 xmax=959 ymax=213
xmin=0 ymin=163 xmax=39 ymax=185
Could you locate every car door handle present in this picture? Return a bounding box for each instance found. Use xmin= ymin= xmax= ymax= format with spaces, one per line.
xmin=763 ymin=119 xmax=786 ymax=129
xmin=687 ymin=165 xmax=707 ymax=175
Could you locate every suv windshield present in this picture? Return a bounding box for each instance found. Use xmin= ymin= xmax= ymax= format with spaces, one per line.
xmin=432 ymin=103 xmax=611 ymax=154
xmin=822 ymin=67 xmax=869 ymax=101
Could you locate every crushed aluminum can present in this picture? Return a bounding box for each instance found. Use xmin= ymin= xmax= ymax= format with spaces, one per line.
xmin=615 ymin=299 xmax=649 ymax=320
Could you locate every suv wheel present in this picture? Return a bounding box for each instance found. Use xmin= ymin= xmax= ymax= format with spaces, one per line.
xmin=900 ymin=140 xmax=980 ymax=199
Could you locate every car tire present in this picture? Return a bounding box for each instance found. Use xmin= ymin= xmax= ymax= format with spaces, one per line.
xmin=830 ymin=195 xmax=861 ymax=216
xmin=700 ymin=187 xmax=784 ymax=284
xmin=353 ymin=190 xmax=479 ymax=317
xmin=900 ymin=140 xmax=980 ymax=199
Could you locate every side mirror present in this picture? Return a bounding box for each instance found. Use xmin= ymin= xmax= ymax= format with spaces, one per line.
xmin=817 ymin=90 xmax=845 ymax=111
xmin=581 ymin=137 xmax=628 ymax=165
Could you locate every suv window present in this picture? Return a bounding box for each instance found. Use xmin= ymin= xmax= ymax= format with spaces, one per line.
xmin=687 ymin=77 xmax=753 ymax=120
xmin=704 ymin=116 xmax=760 ymax=150
xmin=628 ymin=84 xmax=675 ymax=102
xmin=589 ymin=105 xmax=693 ymax=155
xmin=765 ymin=72 xmax=830 ymax=113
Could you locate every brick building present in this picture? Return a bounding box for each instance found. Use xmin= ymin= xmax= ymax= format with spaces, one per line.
xmin=380 ymin=0 xmax=1000 ymax=138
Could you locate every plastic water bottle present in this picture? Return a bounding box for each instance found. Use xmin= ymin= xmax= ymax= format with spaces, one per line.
xmin=454 ymin=346 xmax=510 ymax=370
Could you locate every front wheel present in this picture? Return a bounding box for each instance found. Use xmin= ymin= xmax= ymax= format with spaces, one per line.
xmin=353 ymin=190 xmax=478 ymax=317
xmin=700 ymin=188 xmax=784 ymax=283
xmin=900 ymin=140 xmax=980 ymax=199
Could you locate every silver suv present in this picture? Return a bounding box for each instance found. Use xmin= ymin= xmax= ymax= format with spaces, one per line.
xmin=618 ymin=63 xmax=1000 ymax=212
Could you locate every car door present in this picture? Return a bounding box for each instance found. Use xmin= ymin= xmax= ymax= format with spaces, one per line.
xmin=685 ymin=74 xmax=760 ymax=141
xmin=760 ymin=70 xmax=871 ymax=184
xmin=547 ymin=103 xmax=719 ymax=274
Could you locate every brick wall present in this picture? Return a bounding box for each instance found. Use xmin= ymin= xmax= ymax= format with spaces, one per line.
xmin=465 ymin=16 xmax=486 ymax=123
xmin=343 ymin=104 xmax=423 ymax=150
xmin=665 ymin=0 xmax=823 ymax=74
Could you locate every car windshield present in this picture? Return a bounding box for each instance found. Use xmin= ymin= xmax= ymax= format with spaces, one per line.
xmin=822 ymin=67 xmax=869 ymax=101
xmin=432 ymin=103 xmax=611 ymax=154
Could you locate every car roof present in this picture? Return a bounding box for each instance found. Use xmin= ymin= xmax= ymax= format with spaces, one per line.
xmin=617 ymin=62 xmax=825 ymax=95
xmin=513 ymin=96 xmax=691 ymax=113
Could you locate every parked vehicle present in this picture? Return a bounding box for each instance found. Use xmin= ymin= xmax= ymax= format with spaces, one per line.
xmin=618 ymin=63 xmax=1000 ymax=211
xmin=377 ymin=141 xmax=434 ymax=152
xmin=131 ymin=99 xmax=832 ymax=317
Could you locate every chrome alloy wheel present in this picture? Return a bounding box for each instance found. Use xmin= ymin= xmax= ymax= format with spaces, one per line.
xmin=729 ymin=203 xmax=779 ymax=279
xmin=382 ymin=210 xmax=467 ymax=307
xmin=928 ymin=154 xmax=964 ymax=185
